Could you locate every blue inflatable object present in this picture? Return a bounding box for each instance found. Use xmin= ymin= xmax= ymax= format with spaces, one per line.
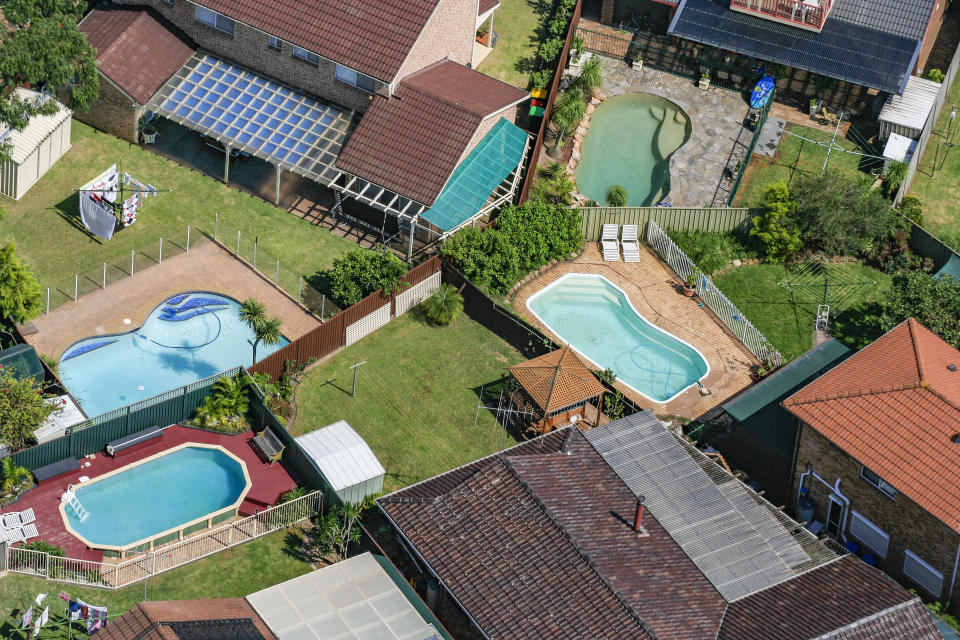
xmin=750 ymin=75 xmax=775 ymax=109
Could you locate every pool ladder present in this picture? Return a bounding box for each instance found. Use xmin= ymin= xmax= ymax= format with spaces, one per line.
xmin=62 ymin=487 xmax=90 ymax=523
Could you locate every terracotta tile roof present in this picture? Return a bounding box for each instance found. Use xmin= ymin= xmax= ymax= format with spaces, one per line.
xmin=335 ymin=60 xmax=528 ymax=205
xmin=380 ymin=428 xmax=726 ymax=640
xmin=97 ymin=599 xmax=273 ymax=640
xmin=79 ymin=8 xmax=195 ymax=105
xmin=192 ymin=0 xmax=438 ymax=82
xmin=509 ymin=345 xmax=608 ymax=414
xmin=717 ymin=556 xmax=940 ymax=640
xmin=783 ymin=318 xmax=960 ymax=532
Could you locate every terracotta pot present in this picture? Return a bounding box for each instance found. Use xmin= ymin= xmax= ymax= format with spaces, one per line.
xmin=682 ymin=285 xmax=696 ymax=297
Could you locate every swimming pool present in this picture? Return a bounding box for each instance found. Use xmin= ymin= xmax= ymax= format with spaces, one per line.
xmin=61 ymin=444 xmax=250 ymax=553
xmin=58 ymin=292 xmax=289 ymax=417
xmin=575 ymin=93 xmax=691 ymax=206
xmin=526 ymin=274 xmax=709 ymax=402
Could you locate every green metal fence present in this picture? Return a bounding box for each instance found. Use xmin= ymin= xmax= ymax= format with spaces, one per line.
xmin=11 ymin=368 xmax=236 ymax=470
xmin=579 ymin=206 xmax=758 ymax=240
xmin=726 ymin=88 xmax=775 ymax=206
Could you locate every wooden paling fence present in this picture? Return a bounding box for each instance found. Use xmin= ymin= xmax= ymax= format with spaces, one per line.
xmin=4 ymin=490 xmax=321 ymax=588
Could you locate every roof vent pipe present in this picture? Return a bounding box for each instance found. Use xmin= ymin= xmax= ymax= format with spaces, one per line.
xmin=633 ymin=496 xmax=646 ymax=532
xmin=949 ymin=364 xmax=958 ymax=372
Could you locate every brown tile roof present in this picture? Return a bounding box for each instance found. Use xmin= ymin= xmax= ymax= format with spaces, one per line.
xmin=335 ymin=60 xmax=528 ymax=205
xmin=192 ymin=0 xmax=438 ymax=82
xmin=717 ymin=556 xmax=940 ymax=640
xmin=80 ymin=8 xmax=195 ymax=105
xmin=509 ymin=345 xmax=608 ymax=414
xmin=478 ymin=0 xmax=501 ymax=17
xmin=783 ymin=318 xmax=960 ymax=533
xmin=380 ymin=428 xmax=726 ymax=640
xmin=96 ymin=599 xmax=273 ymax=640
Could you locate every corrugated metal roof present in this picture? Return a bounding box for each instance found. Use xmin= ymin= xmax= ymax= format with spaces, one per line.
xmin=247 ymin=552 xmax=440 ymax=640
xmin=879 ymin=75 xmax=941 ymax=132
xmin=0 ymin=90 xmax=71 ymax=165
xmin=295 ymin=420 xmax=385 ymax=491
xmin=723 ymin=338 xmax=850 ymax=422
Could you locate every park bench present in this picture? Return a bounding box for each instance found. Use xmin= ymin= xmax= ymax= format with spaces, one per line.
xmin=32 ymin=457 xmax=79 ymax=484
xmin=252 ymin=427 xmax=285 ymax=466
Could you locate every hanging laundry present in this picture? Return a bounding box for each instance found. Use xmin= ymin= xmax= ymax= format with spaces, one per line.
xmin=39 ymin=607 xmax=48 ymax=627
xmin=58 ymin=591 xmax=70 ymax=603
xmin=32 ymin=614 xmax=40 ymax=638
xmin=87 ymin=605 xmax=107 ymax=634
xmin=79 ymin=193 xmax=118 ymax=240
xmin=20 ymin=607 xmax=32 ymax=629
xmin=69 ymin=600 xmax=82 ymax=621
xmin=35 ymin=593 xmax=46 ymax=606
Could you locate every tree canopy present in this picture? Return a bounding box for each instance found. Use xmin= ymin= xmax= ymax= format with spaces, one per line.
xmin=0 ymin=0 xmax=98 ymax=163
xmin=882 ymin=269 xmax=960 ymax=349
xmin=0 ymin=243 xmax=42 ymax=324
xmin=0 ymin=365 xmax=57 ymax=450
xmin=327 ymin=247 xmax=408 ymax=307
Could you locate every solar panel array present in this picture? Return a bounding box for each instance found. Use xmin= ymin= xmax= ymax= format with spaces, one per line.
xmin=585 ymin=412 xmax=810 ymax=601
xmin=148 ymin=52 xmax=353 ymax=184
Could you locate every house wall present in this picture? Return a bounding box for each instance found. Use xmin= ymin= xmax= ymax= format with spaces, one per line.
xmin=793 ymin=424 xmax=960 ymax=601
xmin=459 ymin=106 xmax=520 ymax=165
xmin=71 ymin=74 xmax=141 ymax=144
xmin=916 ymin=0 xmax=949 ymax=75
xmin=395 ymin=0 xmax=476 ymax=82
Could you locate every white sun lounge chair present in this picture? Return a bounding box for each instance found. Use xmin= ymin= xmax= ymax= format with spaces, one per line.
xmin=20 ymin=523 xmax=38 ymax=541
xmin=601 ymin=224 xmax=620 ymax=261
xmin=6 ymin=527 xmax=25 ymax=544
xmin=621 ymin=225 xmax=640 ymax=262
xmin=3 ymin=508 xmax=35 ymax=529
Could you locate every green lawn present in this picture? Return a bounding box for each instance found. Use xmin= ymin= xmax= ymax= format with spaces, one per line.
xmin=907 ymin=73 xmax=960 ymax=243
xmin=291 ymin=311 xmax=525 ymax=491
xmin=0 ymin=527 xmax=312 ymax=638
xmin=733 ymin=123 xmax=878 ymax=207
xmin=713 ymin=263 xmax=892 ymax=362
xmin=0 ymin=121 xmax=356 ymax=310
xmin=477 ymin=0 xmax=542 ymax=88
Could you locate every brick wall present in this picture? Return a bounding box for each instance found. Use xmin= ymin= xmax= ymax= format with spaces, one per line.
xmin=72 ymin=74 xmax=142 ymax=143
xmin=916 ymin=0 xmax=949 ymax=75
xmin=793 ymin=424 xmax=960 ymax=601
xmin=458 ymin=106 xmax=520 ymax=164
xmin=395 ymin=0 xmax=476 ymax=82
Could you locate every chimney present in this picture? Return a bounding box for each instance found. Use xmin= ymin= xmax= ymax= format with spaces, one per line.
xmin=633 ymin=496 xmax=646 ymax=532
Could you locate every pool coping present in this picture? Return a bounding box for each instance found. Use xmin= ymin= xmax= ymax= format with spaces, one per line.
xmin=59 ymin=442 xmax=252 ymax=554
xmin=524 ymin=272 xmax=711 ymax=403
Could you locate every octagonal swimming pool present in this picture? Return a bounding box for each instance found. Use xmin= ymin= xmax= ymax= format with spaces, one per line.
xmin=61 ymin=444 xmax=250 ymax=554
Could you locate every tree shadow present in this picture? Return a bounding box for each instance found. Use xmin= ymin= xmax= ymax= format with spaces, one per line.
xmin=831 ymin=301 xmax=887 ymax=349
xmin=281 ymin=528 xmax=313 ymax=563
xmin=305 ymin=270 xmax=335 ymax=301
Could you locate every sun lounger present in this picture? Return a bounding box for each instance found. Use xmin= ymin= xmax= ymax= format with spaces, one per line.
xmin=7 ymin=527 xmax=25 ymax=544
xmin=601 ymin=224 xmax=620 ymax=261
xmin=3 ymin=508 xmax=35 ymax=530
xmin=21 ymin=523 xmax=38 ymax=541
xmin=621 ymin=225 xmax=640 ymax=262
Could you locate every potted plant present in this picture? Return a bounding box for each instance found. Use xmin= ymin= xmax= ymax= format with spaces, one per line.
xmin=809 ymin=97 xmax=820 ymax=117
xmin=476 ymin=25 xmax=490 ymax=47
xmin=682 ymin=268 xmax=701 ymax=296
xmin=750 ymin=356 xmax=778 ymax=382
xmin=141 ymin=125 xmax=158 ymax=144
xmin=632 ymin=52 xmax=643 ymax=71
xmin=699 ymin=71 xmax=710 ymax=90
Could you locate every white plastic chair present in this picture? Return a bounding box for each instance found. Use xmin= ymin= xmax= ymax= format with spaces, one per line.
xmin=18 ymin=508 xmax=35 ymax=526
xmin=601 ymin=224 xmax=621 ymax=261
xmin=21 ymin=524 xmax=38 ymax=541
xmin=7 ymin=527 xmax=25 ymax=544
xmin=2 ymin=513 xmax=21 ymax=529
xmin=621 ymin=225 xmax=640 ymax=262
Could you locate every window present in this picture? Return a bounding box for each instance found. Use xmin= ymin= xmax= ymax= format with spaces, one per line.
xmin=335 ymin=64 xmax=377 ymax=93
xmin=268 ymin=35 xmax=282 ymax=50
xmin=860 ymin=466 xmax=897 ymax=499
xmin=292 ymin=46 xmax=320 ymax=65
xmin=194 ymin=5 xmax=235 ymax=35
xmin=848 ymin=510 xmax=890 ymax=558
xmin=161 ymin=0 xmax=174 ymax=5
xmin=904 ymin=550 xmax=944 ymax=597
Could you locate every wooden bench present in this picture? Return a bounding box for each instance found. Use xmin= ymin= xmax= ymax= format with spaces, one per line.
xmin=32 ymin=457 xmax=79 ymax=484
xmin=106 ymin=426 xmax=163 ymax=458
xmin=251 ymin=428 xmax=285 ymax=466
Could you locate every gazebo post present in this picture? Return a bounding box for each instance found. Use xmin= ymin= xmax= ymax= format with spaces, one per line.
xmin=223 ymin=144 xmax=231 ymax=183
xmin=275 ymin=165 xmax=282 ymax=205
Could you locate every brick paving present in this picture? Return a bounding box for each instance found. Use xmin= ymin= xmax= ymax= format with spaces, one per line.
xmin=511 ymin=243 xmax=756 ymax=419
xmin=24 ymin=240 xmax=320 ymax=359
xmin=7 ymin=425 xmax=295 ymax=561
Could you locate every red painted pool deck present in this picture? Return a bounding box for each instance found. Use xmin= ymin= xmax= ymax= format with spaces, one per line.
xmin=6 ymin=425 xmax=296 ymax=561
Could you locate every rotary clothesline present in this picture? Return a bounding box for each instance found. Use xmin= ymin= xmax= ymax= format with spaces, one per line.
xmin=76 ymin=163 xmax=167 ymax=240
xmin=13 ymin=590 xmax=109 ymax=639
xmin=780 ymin=127 xmax=887 ymax=162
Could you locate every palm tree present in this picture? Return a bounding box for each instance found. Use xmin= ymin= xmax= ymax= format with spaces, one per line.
xmin=547 ymin=90 xmax=586 ymax=157
xmin=195 ymin=375 xmax=249 ymax=428
xmin=1 ymin=458 xmax=29 ymax=493
xmin=423 ymin=283 xmax=464 ymax=325
xmin=239 ymin=298 xmax=283 ymax=365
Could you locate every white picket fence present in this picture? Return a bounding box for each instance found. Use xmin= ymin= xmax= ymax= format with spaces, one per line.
xmin=646 ymin=220 xmax=782 ymax=367
xmin=5 ymin=490 xmax=321 ymax=589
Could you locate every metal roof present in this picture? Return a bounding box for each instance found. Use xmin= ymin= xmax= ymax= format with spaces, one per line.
xmin=830 ymin=0 xmax=935 ymax=41
xmin=0 ymin=90 xmax=71 ymax=165
xmin=585 ymin=412 xmax=815 ymax=601
xmin=295 ymin=421 xmax=385 ymax=492
xmin=246 ymin=552 xmax=440 ymax=640
xmin=723 ymin=338 xmax=850 ymax=422
xmin=879 ymin=75 xmax=941 ymax=132
xmin=669 ymin=0 xmax=921 ymax=93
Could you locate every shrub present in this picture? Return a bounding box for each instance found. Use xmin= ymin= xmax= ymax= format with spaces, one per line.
xmin=606 ymin=185 xmax=628 ymax=207
xmin=327 ymin=247 xmax=409 ymax=307
xmin=898 ymin=195 xmax=923 ymax=226
xmin=422 ymin=283 xmax=464 ymax=325
xmin=927 ymin=68 xmax=945 ymax=83
xmin=668 ymin=230 xmax=757 ymax=274
xmin=0 ymin=365 xmax=57 ymax=450
xmin=882 ymin=269 xmax=960 ymax=348
xmin=884 ymin=160 xmax=909 ymax=195
xmin=22 ymin=540 xmax=65 ymax=556
xmin=194 ymin=375 xmax=250 ymax=432
xmin=538 ymin=37 xmax=564 ymax=62
xmin=0 ymin=243 xmax=42 ymax=324
xmin=531 ymin=69 xmax=554 ymax=90
xmin=750 ymin=182 xmax=801 ymax=263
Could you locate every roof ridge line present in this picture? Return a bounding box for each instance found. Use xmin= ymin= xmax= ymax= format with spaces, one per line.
xmin=908 ymin=318 xmax=929 ymax=387
xmin=784 ymin=381 xmax=924 ymax=406
xmin=499 ymin=450 xmax=661 ymax=640
xmin=809 ymin=597 xmax=926 ymax=639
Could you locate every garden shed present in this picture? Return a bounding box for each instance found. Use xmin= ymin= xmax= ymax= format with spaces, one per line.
xmin=294 ymin=421 xmax=385 ymax=504
xmin=878 ymin=75 xmax=940 ymax=141
xmin=0 ymin=89 xmax=72 ymax=200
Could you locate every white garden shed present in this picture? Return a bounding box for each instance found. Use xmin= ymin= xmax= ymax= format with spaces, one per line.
xmin=878 ymin=75 xmax=940 ymax=141
xmin=295 ymin=420 xmax=385 ymax=504
xmin=0 ymin=89 xmax=72 ymax=200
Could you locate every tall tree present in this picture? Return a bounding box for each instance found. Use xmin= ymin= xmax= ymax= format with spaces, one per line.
xmin=882 ymin=269 xmax=960 ymax=349
xmin=238 ymin=298 xmax=284 ymax=365
xmin=0 ymin=0 xmax=99 ymax=163
xmin=0 ymin=243 xmax=42 ymax=324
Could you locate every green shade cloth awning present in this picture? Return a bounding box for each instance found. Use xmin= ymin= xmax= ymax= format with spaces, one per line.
xmin=0 ymin=344 xmax=44 ymax=383
xmin=724 ymin=338 xmax=851 ymax=422
xmin=935 ymin=253 xmax=960 ymax=280
xmin=421 ymin=118 xmax=527 ymax=232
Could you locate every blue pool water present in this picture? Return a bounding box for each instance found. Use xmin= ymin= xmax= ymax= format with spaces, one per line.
xmin=64 ymin=446 xmax=247 ymax=547
xmin=58 ymin=292 xmax=289 ymax=417
xmin=526 ymin=274 xmax=709 ymax=402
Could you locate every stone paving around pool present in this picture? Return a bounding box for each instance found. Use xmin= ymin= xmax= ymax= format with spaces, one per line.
xmin=572 ymin=56 xmax=750 ymax=207
xmin=511 ymin=244 xmax=756 ymax=419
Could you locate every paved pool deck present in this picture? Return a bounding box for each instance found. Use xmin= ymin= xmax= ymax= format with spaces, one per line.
xmin=511 ymin=244 xmax=756 ymax=419
xmin=24 ymin=240 xmax=321 ymax=360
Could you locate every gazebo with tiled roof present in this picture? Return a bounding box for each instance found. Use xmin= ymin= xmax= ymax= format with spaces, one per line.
xmin=508 ymin=346 xmax=607 ymax=434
